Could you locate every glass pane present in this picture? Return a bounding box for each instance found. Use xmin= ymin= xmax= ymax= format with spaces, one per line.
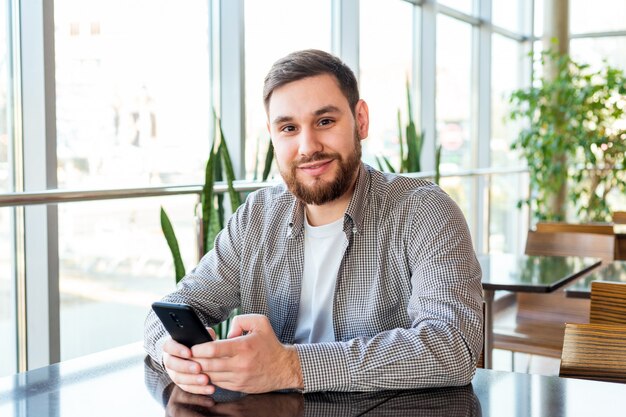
xmin=534 ymin=0 xmax=544 ymax=37
xmin=491 ymin=34 xmax=523 ymax=168
xmin=59 ymin=195 xmax=198 ymax=360
xmin=489 ymin=173 xmax=528 ymax=254
xmin=0 ymin=208 xmax=15 ymax=377
xmin=0 ymin=0 xmax=16 ymax=377
xmin=493 ymin=0 xmax=521 ymax=32
xmin=570 ymin=37 xmax=626 ymax=72
xmin=360 ymin=0 xmax=414 ymax=170
xmin=244 ymin=0 xmax=332 ymax=180
xmin=436 ymin=15 xmax=472 ymax=171
xmin=437 ymin=0 xmax=473 ymax=15
xmin=570 ymin=0 xmax=626 ymax=34
xmin=54 ymin=0 xmax=211 ymax=189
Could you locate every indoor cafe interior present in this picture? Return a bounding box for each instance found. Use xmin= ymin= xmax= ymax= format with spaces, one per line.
xmin=1 ymin=0 xmax=626 ymax=416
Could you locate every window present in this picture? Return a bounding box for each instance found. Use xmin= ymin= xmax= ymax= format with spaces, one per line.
xmin=359 ymin=0 xmax=415 ymax=170
xmin=493 ymin=0 xmax=522 ymax=32
xmin=54 ymin=0 xmax=211 ymax=360
xmin=0 ymin=0 xmax=16 ymax=377
xmin=244 ymin=0 xmax=332 ymax=180
xmin=438 ymin=0 xmax=473 ymax=16
xmin=436 ymin=14 xmax=472 ymax=172
xmin=55 ymin=0 xmax=211 ymax=189
xmin=570 ymin=0 xmax=626 ymax=34
xmin=59 ymin=195 xmax=196 ymax=360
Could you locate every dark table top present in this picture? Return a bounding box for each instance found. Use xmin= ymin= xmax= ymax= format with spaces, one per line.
xmin=479 ymin=254 xmax=601 ymax=292
xmin=2 ymin=343 xmax=626 ymax=416
xmin=565 ymin=260 xmax=626 ymax=298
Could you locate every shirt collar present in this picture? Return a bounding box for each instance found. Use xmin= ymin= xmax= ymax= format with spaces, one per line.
xmin=286 ymin=162 xmax=370 ymax=238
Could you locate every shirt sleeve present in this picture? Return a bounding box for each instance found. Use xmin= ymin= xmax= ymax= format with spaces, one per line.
xmin=143 ymin=201 xmax=246 ymax=365
xmin=294 ymin=188 xmax=483 ymax=392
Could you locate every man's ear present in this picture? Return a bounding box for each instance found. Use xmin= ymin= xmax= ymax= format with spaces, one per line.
xmin=355 ymin=99 xmax=369 ymax=140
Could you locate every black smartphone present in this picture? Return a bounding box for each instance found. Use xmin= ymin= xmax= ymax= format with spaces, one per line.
xmin=151 ymin=301 xmax=214 ymax=348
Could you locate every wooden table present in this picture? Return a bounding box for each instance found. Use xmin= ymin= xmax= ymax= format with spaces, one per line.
xmin=566 ymin=261 xmax=626 ymax=299
xmin=479 ymin=254 xmax=601 ymax=369
xmin=3 ymin=343 xmax=626 ymax=416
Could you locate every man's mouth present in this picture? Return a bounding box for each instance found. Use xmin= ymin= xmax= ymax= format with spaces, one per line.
xmin=297 ymin=159 xmax=334 ymax=175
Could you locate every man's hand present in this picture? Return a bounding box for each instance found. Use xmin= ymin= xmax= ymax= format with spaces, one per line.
xmin=191 ymin=314 xmax=304 ymax=393
xmin=162 ymin=328 xmax=218 ymax=395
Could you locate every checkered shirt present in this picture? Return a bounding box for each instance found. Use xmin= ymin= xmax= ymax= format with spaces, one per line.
xmin=144 ymin=163 xmax=483 ymax=393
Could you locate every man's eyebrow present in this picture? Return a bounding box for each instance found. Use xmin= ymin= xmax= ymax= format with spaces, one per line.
xmin=272 ymin=115 xmax=293 ymax=125
xmin=314 ymin=105 xmax=342 ymax=116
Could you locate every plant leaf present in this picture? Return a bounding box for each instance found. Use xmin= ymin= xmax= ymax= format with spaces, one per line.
xmin=160 ymin=207 xmax=186 ymax=283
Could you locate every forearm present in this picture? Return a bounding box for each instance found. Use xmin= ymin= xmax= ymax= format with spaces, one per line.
xmin=294 ymin=322 xmax=477 ymax=393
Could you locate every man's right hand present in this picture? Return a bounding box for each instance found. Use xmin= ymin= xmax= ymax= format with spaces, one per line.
xmin=162 ymin=328 xmax=217 ymax=395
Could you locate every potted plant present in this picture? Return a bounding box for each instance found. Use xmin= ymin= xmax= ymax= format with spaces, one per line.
xmin=509 ymin=50 xmax=626 ymax=222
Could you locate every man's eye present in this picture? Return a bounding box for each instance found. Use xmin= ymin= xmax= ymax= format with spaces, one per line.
xmin=281 ymin=125 xmax=296 ymax=132
xmin=319 ymin=118 xmax=334 ymax=126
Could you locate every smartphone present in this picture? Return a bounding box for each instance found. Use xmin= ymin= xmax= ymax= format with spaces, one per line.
xmin=151 ymin=301 xmax=214 ymax=348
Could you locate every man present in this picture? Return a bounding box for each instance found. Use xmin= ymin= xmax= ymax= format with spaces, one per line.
xmin=145 ymin=49 xmax=483 ymax=395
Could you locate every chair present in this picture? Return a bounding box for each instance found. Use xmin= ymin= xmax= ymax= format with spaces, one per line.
xmin=559 ymin=322 xmax=626 ymax=383
xmin=525 ymin=230 xmax=615 ymax=264
xmin=493 ymin=231 xmax=615 ymax=360
xmin=590 ymin=281 xmax=626 ymax=324
xmin=613 ymin=211 xmax=626 ymax=225
xmin=535 ymin=222 xmax=615 ymax=235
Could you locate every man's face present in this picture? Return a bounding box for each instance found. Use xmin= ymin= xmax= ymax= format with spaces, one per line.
xmin=267 ymin=74 xmax=369 ymax=205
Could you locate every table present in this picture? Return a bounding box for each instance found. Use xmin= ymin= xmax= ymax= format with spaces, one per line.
xmin=3 ymin=343 xmax=626 ymax=416
xmin=478 ymin=254 xmax=601 ymax=369
xmin=565 ymin=261 xmax=626 ymax=298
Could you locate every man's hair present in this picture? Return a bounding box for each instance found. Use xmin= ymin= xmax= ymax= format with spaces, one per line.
xmin=263 ymin=49 xmax=360 ymax=115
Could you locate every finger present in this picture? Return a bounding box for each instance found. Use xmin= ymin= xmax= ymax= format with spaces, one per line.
xmin=227 ymin=314 xmax=268 ymax=338
xmin=195 ymin=357 xmax=239 ymax=373
xmin=207 ymin=327 xmax=217 ymax=340
xmin=163 ymin=337 xmax=192 ymax=359
xmin=191 ymin=338 xmax=236 ymax=358
xmin=171 ymin=388 xmax=217 ymax=408
xmin=168 ymin=369 xmax=210 ymax=386
xmin=164 ymin=352 xmax=203 ymax=374
xmin=177 ymin=383 xmax=216 ymax=396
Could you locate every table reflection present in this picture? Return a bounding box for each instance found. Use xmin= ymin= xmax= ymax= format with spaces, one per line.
xmin=144 ymin=358 xmax=481 ymax=417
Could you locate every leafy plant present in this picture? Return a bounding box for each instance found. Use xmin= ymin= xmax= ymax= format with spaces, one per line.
xmin=509 ymin=50 xmax=626 ymax=222
xmin=376 ymin=80 xmax=424 ymax=174
xmin=159 ymin=115 xmax=275 ymax=339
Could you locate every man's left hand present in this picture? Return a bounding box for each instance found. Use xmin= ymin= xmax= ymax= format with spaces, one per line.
xmin=191 ymin=314 xmax=304 ymax=393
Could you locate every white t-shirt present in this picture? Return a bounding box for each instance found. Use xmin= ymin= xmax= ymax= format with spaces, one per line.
xmin=293 ymin=214 xmax=347 ymax=344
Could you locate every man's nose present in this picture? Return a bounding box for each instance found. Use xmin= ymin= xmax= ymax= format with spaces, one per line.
xmin=298 ymin=127 xmax=323 ymax=156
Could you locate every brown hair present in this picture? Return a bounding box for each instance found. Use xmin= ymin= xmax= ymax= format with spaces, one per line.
xmin=263 ymin=49 xmax=360 ymax=115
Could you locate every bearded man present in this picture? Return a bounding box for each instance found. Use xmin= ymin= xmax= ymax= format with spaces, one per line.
xmin=144 ymin=49 xmax=483 ymax=394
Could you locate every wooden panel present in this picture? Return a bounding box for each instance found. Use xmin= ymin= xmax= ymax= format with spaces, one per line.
xmin=535 ymin=222 xmax=615 ymax=235
xmin=525 ymin=230 xmax=615 ymax=264
xmin=560 ymin=323 xmax=626 ymax=383
xmin=590 ymin=281 xmax=626 ymax=324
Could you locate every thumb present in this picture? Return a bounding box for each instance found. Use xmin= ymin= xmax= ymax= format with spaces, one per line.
xmin=227 ymin=314 xmax=269 ymax=339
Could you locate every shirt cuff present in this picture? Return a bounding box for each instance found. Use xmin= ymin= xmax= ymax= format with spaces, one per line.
xmin=294 ymin=342 xmax=351 ymax=392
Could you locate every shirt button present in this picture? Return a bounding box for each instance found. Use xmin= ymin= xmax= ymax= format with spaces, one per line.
xmin=352 ymin=227 xmax=357 ymax=234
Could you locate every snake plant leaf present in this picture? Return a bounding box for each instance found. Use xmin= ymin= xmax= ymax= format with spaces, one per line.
xmin=215 ymin=113 xmax=242 ymax=209
xmin=382 ymin=155 xmax=396 ymax=174
xmin=434 ymin=144 xmax=442 ymax=185
xmin=160 ymin=207 xmax=186 ymax=283
xmin=202 ymin=130 xmax=217 ymax=253
xmin=374 ymin=156 xmax=385 ymax=172
xmin=262 ymin=140 xmax=274 ymax=181
xmin=397 ymin=109 xmax=405 ymax=172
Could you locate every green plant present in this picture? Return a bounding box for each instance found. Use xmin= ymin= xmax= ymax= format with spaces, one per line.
xmin=509 ymin=50 xmax=626 ymax=222
xmin=376 ymin=80 xmax=424 ymax=174
xmin=159 ymin=115 xmax=275 ymax=338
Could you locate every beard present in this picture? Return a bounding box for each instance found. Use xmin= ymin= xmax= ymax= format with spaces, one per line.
xmin=279 ymin=129 xmax=362 ymax=206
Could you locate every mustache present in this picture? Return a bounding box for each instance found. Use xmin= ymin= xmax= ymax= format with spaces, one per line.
xmin=292 ymin=152 xmax=340 ymax=167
